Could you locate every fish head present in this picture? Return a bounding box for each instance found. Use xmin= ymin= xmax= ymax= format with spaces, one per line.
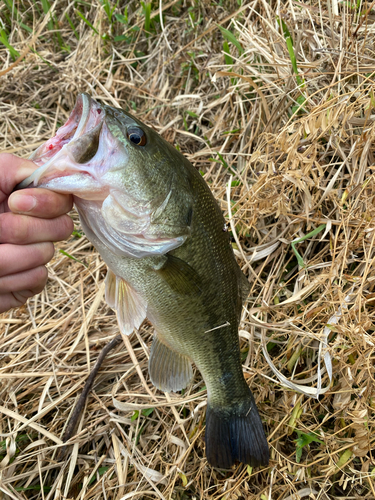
xmin=17 ymin=94 xmax=193 ymax=258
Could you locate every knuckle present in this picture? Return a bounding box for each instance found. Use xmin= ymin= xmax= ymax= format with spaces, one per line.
xmin=0 ymin=266 xmax=47 ymax=295
xmin=32 ymin=190 xmax=73 ymax=217
xmin=12 ymin=291 xmax=28 ymax=307
xmin=37 ymin=242 xmax=55 ymax=265
xmin=0 ymin=292 xmax=27 ymax=313
xmin=34 ymin=266 xmax=48 ymax=289
xmin=32 ymin=243 xmax=55 ymax=266
xmin=26 ymin=269 xmax=48 ymax=295
xmin=48 ymin=192 xmax=65 ymax=213
xmin=52 ymin=192 xmax=73 ymax=214
xmin=64 ymin=215 xmax=74 ymax=233
xmin=55 ymin=215 xmax=74 ymax=240
xmin=44 ymin=242 xmax=55 ymax=262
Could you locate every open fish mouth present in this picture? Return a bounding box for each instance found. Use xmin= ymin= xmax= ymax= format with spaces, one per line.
xmin=30 ymin=94 xmax=104 ymax=166
xmin=16 ymin=94 xmax=107 ymax=194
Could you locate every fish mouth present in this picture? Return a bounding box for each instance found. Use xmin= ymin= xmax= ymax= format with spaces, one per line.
xmin=16 ymin=93 xmax=106 ymax=192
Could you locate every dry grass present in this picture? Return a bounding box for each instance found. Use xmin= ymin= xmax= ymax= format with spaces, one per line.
xmin=1 ymin=0 xmax=375 ymax=498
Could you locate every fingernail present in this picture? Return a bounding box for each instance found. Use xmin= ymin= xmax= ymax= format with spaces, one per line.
xmin=10 ymin=193 xmax=37 ymax=213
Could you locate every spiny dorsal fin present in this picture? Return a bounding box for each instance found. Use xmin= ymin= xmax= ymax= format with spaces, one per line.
xmin=154 ymin=254 xmax=202 ymax=296
xmin=105 ymin=268 xmax=147 ymax=335
xmin=149 ymin=335 xmax=193 ymax=392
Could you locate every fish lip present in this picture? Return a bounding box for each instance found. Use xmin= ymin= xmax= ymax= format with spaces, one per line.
xmin=16 ymin=93 xmax=105 ymax=190
xmin=71 ymin=93 xmax=92 ymax=141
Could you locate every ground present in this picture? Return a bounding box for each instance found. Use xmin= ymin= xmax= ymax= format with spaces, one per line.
xmin=1 ymin=1 xmax=375 ymax=499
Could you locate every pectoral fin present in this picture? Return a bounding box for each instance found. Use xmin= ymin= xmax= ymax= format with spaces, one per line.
xmin=153 ymin=255 xmax=202 ymax=296
xmin=105 ymin=269 xmax=147 ymax=335
xmin=105 ymin=269 xmax=117 ymax=308
xmin=149 ymin=335 xmax=193 ymax=392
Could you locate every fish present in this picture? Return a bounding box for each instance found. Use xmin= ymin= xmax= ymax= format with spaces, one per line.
xmin=17 ymin=93 xmax=269 ymax=468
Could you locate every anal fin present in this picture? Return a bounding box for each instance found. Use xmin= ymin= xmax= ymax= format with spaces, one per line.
xmin=105 ymin=268 xmax=147 ymax=335
xmin=149 ymin=335 xmax=193 ymax=392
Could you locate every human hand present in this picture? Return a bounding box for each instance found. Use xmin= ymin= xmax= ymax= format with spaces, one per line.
xmin=0 ymin=153 xmax=74 ymax=313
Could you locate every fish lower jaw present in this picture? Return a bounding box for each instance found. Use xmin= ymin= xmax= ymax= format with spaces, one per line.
xmin=39 ymin=173 xmax=106 ymax=199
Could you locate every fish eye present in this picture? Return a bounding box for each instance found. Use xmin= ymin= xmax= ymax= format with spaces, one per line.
xmin=127 ymin=127 xmax=147 ymax=146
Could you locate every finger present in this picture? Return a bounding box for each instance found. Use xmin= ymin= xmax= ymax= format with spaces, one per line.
xmin=0 ymin=265 xmax=47 ymax=294
xmin=8 ymin=189 xmax=73 ymax=218
xmin=0 ymin=289 xmax=39 ymax=314
xmin=0 ymin=154 xmax=39 ymax=199
xmin=0 ymin=212 xmax=73 ymax=244
xmin=0 ymin=242 xmax=55 ymax=277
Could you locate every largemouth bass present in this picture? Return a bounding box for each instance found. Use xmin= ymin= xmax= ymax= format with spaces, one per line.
xmin=18 ymin=94 xmax=269 ymax=468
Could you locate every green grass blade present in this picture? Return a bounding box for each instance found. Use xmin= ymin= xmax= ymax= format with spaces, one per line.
xmin=3 ymin=0 xmax=20 ymax=19
xmin=0 ymin=29 xmax=20 ymax=60
xmin=40 ymin=0 xmax=54 ymax=32
xmin=291 ymin=94 xmax=307 ymax=115
xmin=277 ymin=17 xmax=303 ymax=86
xmin=100 ymin=0 xmax=119 ymax=23
xmin=216 ymin=151 xmax=229 ymax=169
xmin=141 ymin=2 xmax=152 ymax=36
xmin=41 ymin=0 xmax=51 ymax=14
xmin=59 ymin=249 xmax=88 ymax=267
xmin=223 ymin=40 xmax=233 ymax=65
xmin=88 ymin=466 xmax=110 ymax=485
xmin=285 ymin=36 xmax=299 ymax=81
xmin=19 ymin=22 xmax=33 ymax=34
xmin=291 ymin=224 xmax=326 ymax=267
xmin=336 ymin=449 xmax=353 ymax=468
xmin=218 ymin=25 xmax=244 ymax=55
xmin=30 ymin=47 xmax=58 ymax=70
xmin=65 ymin=12 xmax=79 ymax=39
xmin=75 ymin=9 xmax=99 ymax=35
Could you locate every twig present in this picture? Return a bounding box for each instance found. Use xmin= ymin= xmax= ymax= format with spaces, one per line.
xmin=58 ymin=335 xmax=122 ymax=457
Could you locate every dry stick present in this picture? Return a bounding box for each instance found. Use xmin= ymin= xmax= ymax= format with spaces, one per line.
xmin=59 ymin=334 xmax=122 ymax=455
xmin=351 ymin=0 xmax=375 ymax=39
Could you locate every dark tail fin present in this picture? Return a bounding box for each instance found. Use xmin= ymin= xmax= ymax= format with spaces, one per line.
xmin=205 ymin=389 xmax=269 ymax=468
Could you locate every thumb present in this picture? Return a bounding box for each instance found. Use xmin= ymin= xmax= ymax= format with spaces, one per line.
xmin=0 ymin=154 xmax=40 ymax=199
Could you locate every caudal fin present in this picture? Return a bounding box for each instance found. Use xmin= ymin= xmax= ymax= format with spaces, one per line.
xmin=205 ymin=389 xmax=269 ymax=468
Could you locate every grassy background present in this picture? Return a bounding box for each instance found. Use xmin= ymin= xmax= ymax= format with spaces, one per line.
xmin=1 ymin=0 xmax=375 ymax=498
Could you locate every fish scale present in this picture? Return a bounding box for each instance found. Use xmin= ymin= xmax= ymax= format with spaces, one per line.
xmin=17 ymin=93 xmax=269 ymax=469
